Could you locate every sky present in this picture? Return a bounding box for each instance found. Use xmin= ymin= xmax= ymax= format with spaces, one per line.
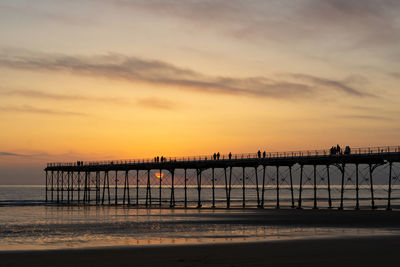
xmin=0 ymin=0 xmax=399 ymax=184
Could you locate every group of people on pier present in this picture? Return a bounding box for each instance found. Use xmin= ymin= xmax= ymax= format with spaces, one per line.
xmin=330 ymin=144 xmax=351 ymax=155
xmin=257 ymin=150 xmax=267 ymax=158
xmin=154 ymin=156 xmax=166 ymax=162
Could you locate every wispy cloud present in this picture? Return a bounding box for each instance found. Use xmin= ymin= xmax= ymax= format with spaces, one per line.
xmin=110 ymin=0 xmax=400 ymax=50
xmin=337 ymin=114 xmax=394 ymax=121
xmin=288 ymin=73 xmax=372 ymax=97
xmin=137 ymin=97 xmax=176 ymax=110
xmin=0 ymin=152 xmax=29 ymax=157
xmin=0 ymin=89 xmax=129 ymax=104
xmin=0 ymin=50 xmax=372 ymax=99
xmin=0 ymin=105 xmax=87 ymax=116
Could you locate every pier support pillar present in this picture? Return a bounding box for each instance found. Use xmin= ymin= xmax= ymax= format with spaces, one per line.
xmin=170 ymin=169 xmax=175 ymax=208
xmin=145 ymin=170 xmax=152 ymax=207
xmin=313 ymin=165 xmax=318 ymax=209
xmin=276 ymin=166 xmax=280 ymax=209
xmin=242 ymin=167 xmax=246 ymax=208
xmin=327 ymin=165 xmax=332 ymax=209
xmin=355 ymin=164 xmax=359 ymax=210
xmin=115 ymin=171 xmax=118 ymax=205
xmin=45 ymin=170 xmax=48 ymax=202
xmin=255 ymin=167 xmax=260 ymax=208
xmin=369 ymin=164 xmax=376 ymax=209
xmin=261 ymin=166 xmax=266 ymax=208
xmin=297 ymin=165 xmax=304 ymax=209
xmin=289 ymin=166 xmax=294 ymax=208
xmin=387 ymin=162 xmax=393 ymax=211
xmin=123 ymin=170 xmax=129 ymax=205
xmin=184 ymin=169 xmax=187 ymax=208
xmin=212 ymin=168 xmax=216 ymax=208
xmin=159 ymin=169 xmax=162 ymax=207
xmin=51 ymin=171 xmax=54 ymax=202
xmin=136 ymin=170 xmax=139 ymax=205
xmin=196 ymin=169 xmax=202 ymax=208
xmin=339 ymin=164 xmax=346 ymax=210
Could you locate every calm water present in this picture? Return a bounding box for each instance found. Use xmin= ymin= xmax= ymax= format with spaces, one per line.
xmin=0 ymin=186 xmax=400 ymax=251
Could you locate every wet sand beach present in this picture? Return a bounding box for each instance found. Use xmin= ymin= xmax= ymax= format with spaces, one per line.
xmin=1 ymin=235 xmax=400 ymax=267
xmin=1 ymin=209 xmax=400 ymax=266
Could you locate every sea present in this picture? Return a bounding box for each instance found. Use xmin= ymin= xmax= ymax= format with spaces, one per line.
xmin=1 ymin=185 xmax=400 ymax=251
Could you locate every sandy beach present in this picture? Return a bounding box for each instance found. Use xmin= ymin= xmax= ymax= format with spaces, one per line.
xmin=1 ymin=235 xmax=399 ymax=267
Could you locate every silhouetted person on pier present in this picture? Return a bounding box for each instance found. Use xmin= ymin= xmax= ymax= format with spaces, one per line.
xmin=263 ymin=151 xmax=266 ymax=158
xmin=229 ymin=152 xmax=232 ymax=160
xmin=157 ymin=156 xmax=159 ymax=162
xmin=344 ymin=146 xmax=351 ymax=155
xmin=336 ymin=144 xmax=341 ymax=154
xmin=217 ymin=152 xmax=220 ymax=160
xmin=257 ymin=150 xmax=261 ymax=158
xmin=213 ymin=153 xmax=216 ymax=160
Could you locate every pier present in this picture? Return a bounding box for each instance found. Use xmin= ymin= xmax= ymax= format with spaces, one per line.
xmin=44 ymin=146 xmax=400 ymax=210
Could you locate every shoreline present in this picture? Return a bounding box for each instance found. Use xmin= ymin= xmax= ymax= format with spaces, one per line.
xmin=1 ymin=235 xmax=400 ymax=266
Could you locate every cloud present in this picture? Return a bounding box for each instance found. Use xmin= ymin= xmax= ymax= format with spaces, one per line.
xmin=288 ymin=73 xmax=372 ymax=97
xmin=0 ymin=89 xmax=129 ymax=104
xmin=110 ymin=0 xmax=400 ymax=49
xmin=0 ymin=105 xmax=87 ymax=116
xmin=0 ymin=152 xmax=29 ymax=157
xmin=337 ymin=115 xmax=393 ymax=121
xmin=137 ymin=97 xmax=176 ymax=110
xmin=0 ymin=50 xmax=372 ymax=99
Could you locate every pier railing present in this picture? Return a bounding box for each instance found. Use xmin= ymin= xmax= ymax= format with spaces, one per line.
xmin=47 ymin=145 xmax=400 ymax=167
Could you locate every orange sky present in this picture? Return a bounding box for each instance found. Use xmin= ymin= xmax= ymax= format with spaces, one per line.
xmin=0 ymin=0 xmax=399 ymax=184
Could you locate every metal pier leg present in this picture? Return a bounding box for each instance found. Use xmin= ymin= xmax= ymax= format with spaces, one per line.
xmin=159 ymin=169 xmax=162 ymax=207
xmin=170 ymin=169 xmax=175 ymax=207
xmin=327 ymin=165 xmax=332 ymax=209
xmin=242 ymin=167 xmax=246 ymax=208
xmin=71 ymin=171 xmax=74 ymax=203
xmin=297 ymin=165 xmax=303 ymax=209
xmin=184 ymin=169 xmax=187 ymax=208
xmin=224 ymin=168 xmax=229 ymax=208
xmin=51 ymin=171 xmax=54 ymax=202
xmin=289 ymin=166 xmax=294 ymax=208
xmin=57 ymin=171 xmax=60 ymax=203
xmin=45 ymin=171 xmax=48 ymax=202
xmin=355 ymin=164 xmax=359 ymax=210
xmin=369 ymin=164 xmax=376 ymax=209
xmin=96 ymin=171 xmax=100 ymax=205
xmin=77 ymin=172 xmax=81 ymax=204
xmin=67 ymin=171 xmax=70 ymax=204
xmin=87 ymin=172 xmax=91 ymax=203
xmin=61 ymin=171 xmax=64 ymax=203
xmin=127 ymin=170 xmax=130 ymax=205
xmin=102 ymin=171 xmax=106 ymax=205
xmin=228 ymin=167 xmax=232 ymax=207
xmin=261 ymin=166 xmax=266 ymax=208
xmin=83 ymin=171 xmax=87 ymax=203
xmin=276 ymin=166 xmax=280 ymax=209
xmin=339 ymin=164 xmax=345 ymax=210
xmin=313 ymin=165 xmax=317 ymax=209
xmin=136 ymin=170 xmax=139 ymax=205
xmin=107 ymin=171 xmax=111 ymax=204
xmin=387 ymin=162 xmax=392 ymax=211
xmin=255 ymin=167 xmax=260 ymax=208
xmin=212 ymin=168 xmax=215 ymax=208
xmin=196 ymin=169 xmax=202 ymax=208
xmin=115 ymin=171 xmax=118 ymax=205
xmin=146 ymin=170 xmax=152 ymax=207
xmin=123 ymin=170 xmax=128 ymax=205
